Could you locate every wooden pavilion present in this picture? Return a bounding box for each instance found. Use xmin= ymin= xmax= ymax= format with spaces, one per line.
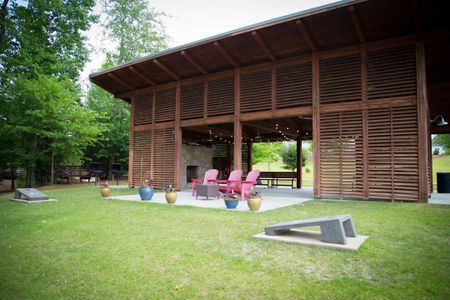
xmin=90 ymin=0 xmax=449 ymax=202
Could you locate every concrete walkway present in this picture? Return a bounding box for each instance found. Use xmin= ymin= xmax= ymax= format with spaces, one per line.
xmin=108 ymin=187 xmax=313 ymax=212
xmin=429 ymin=192 xmax=450 ymax=205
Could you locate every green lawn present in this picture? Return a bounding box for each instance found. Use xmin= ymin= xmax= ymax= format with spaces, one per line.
xmin=1 ymin=187 xmax=449 ymax=299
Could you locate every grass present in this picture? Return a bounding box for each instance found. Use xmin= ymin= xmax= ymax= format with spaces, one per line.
xmin=433 ymin=155 xmax=450 ymax=188
xmin=0 ymin=186 xmax=449 ymax=299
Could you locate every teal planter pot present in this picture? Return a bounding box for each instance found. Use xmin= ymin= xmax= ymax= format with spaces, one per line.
xmin=224 ymin=199 xmax=239 ymax=209
xmin=139 ymin=187 xmax=154 ymax=201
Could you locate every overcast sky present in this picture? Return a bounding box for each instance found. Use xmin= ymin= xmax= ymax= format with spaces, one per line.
xmin=81 ymin=0 xmax=336 ymax=89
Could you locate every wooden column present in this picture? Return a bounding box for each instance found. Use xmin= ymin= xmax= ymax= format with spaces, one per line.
xmin=296 ymin=137 xmax=302 ymax=188
xmin=416 ymin=42 xmax=429 ymax=203
xmin=150 ymin=92 xmax=155 ymax=182
xmin=361 ymin=45 xmax=369 ymax=199
xmin=312 ymin=53 xmax=320 ymax=198
xmin=226 ymin=143 xmax=231 ymax=176
xmin=247 ymin=140 xmax=253 ymax=172
xmin=233 ymin=69 xmax=242 ymax=171
xmin=174 ymin=82 xmax=182 ymax=190
xmin=128 ymin=96 xmax=135 ymax=187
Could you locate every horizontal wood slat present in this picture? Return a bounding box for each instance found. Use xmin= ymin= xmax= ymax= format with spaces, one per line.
xmin=367 ymin=45 xmax=416 ymax=100
xmin=181 ymin=82 xmax=204 ymax=120
xmin=320 ymin=55 xmax=361 ymax=104
xmin=134 ymin=93 xmax=152 ymax=126
xmin=207 ymin=76 xmax=234 ymax=116
xmin=276 ymin=62 xmax=312 ymax=109
xmin=132 ymin=130 xmax=152 ymax=187
xmin=240 ymin=69 xmax=272 ymax=112
xmin=367 ymin=106 xmax=419 ymax=201
xmin=155 ymin=88 xmax=176 ymax=122
xmin=153 ymin=128 xmax=175 ymax=188
xmin=320 ymin=110 xmax=364 ymax=199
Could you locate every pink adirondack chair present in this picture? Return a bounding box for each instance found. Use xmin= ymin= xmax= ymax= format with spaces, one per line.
xmin=191 ymin=169 xmax=219 ymax=196
xmin=215 ymin=170 xmax=243 ymax=195
xmin=232 ymin=170 xmax=261 ymax=200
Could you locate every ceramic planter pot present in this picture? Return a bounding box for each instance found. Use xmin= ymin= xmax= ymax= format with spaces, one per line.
xmin=224 ymin=198 xmax=239 ymax=209
xmin=165 ymin=192 xmax=177 ymax=204
xmin=247 ymin=196 xmax=262 ymax=211
xmin=101 ymin=187 xmax=110 ymax=197
xmin=139 ymin=187 xmax=154 ymax=201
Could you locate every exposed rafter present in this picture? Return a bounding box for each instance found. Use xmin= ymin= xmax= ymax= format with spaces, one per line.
xmin=213 ymin=41 xmax=240 ymax=68
xmin=153 ymin=59 xmax=181 ymax=80
xmin=348 ymin=6 xmax=365 ymax=43
xmin=251 ymin=31 xmax=276 ymax=61
xmin=181 ymin=50 xmax=208 ymax=75
xmin=295 ymin=19 xmax=317 ymax=51
xmin=187 ymin=125 xmax=249 ymax=139
xmin=243 ymin=121 xmax=298 ymax=138
xmin=107 ymin=72 xmax=134 ymax=90
xmin=129 ymin=66 xmax=156 ymax=86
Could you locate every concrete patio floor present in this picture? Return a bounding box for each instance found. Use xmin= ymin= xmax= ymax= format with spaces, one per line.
xmin=108 ymin=186 xmax=313 ymax=212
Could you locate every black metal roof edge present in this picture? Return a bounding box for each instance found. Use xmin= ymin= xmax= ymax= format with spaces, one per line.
xmin=89 ymin=0 xmax=363 ymax=79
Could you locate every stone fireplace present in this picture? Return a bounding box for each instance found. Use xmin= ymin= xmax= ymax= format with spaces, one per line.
xmin=181 ymin=144 xmax=214 ymax=188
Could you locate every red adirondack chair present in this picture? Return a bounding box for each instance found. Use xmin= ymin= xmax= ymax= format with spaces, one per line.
xmin=191 ymin=169 xmax=219 ymax=196
xmin=218 ymin=170 xmax=260 ymax=200
xmin=215 ymin=170 xmax=243 ymax=195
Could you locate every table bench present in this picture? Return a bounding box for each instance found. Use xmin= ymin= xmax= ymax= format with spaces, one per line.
xmin=265 ymin=215 xmax=357 ymax=244
xmin=55 ymin=166 xmax=92 ymax=184
xmin=258 ymin=172 xmax=296 ymax=188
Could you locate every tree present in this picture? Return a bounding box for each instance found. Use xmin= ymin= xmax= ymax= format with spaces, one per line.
xmin=0 ymin=0 xmax=97 ymax=187
xmin=433 ymin=134 xmax=450 ymax=154
xmin=278 ymin=142 xmax=311 ymax=171
xmin=85 ymin=0 xmax=168 ymax=179
xmin=4 ymin=76 xmax=102 ymax=187
xmin=252 ymin=142 xmax=281 ymax=170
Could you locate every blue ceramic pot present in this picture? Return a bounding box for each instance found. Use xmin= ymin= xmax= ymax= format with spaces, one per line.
xmin=139 ymin=187 xmax=154 ymax=201
xmin=224 ymin=199 xmax=239 ymax=209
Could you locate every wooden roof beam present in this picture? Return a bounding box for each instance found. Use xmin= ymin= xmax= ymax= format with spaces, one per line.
xmin=295 ymin=19 xmax=317 ymax=51
xmin=213 ymin=41 xmax=240 ymax=68
xmin=181 ymin=50 xmax=208 ymax=75
xmin=128 ymin=66 xmax=156 ymax=86
xmin=243 ymin=121 xmax=298 ymax=138
xmin=107 ymin=72 xmax=134 ymax=90
xmin=153 ymin=59 xmax=181 ymax=80
xmin=251 ymin=31 xmax=276 ymax=61
xmin=348 ymin=6 xmax=365 ymax=43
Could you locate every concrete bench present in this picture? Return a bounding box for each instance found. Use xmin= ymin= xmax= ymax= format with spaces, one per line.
xmin=265 ymin=215 xmax=357 ymax=244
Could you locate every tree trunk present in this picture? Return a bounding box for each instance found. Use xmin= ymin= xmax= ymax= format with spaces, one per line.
xmin=108 ymin=145 xmax=116 ymax=180
xmin=26 ymin=136 xmax=37 ymax=188
xmin=50 ymin=148 xmax=55 ymax=184
xmin=10 ymin=165 xmax=15 ymax=190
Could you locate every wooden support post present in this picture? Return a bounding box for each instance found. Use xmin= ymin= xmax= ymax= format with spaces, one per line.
xmin=312 ymin=52 xmax=320 ymax=198
xmin=174 ymin=82 xmax=182 ymax=190
xmin=150 ymin=92 xmax=156 ymax=182
xmin=296 ymin=137 xmax=302 ymax=189
xmin=248 ymin=140 xmax=253 ymax=172
xmin=416 ymin=42 xmax=429 ymax=203
xmin=226 ymin=143 xmax=231 ymax=176
xmin=361 ymin=45 xmax=369 ymax=199
xmin=128 ymin=96 xmax=135 ymax=187
xmin=234 ymin=69 xmax=242 ymax=171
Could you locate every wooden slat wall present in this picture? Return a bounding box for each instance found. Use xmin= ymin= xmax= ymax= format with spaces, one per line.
xmin=207 ymin=76 xmax=234 ymax=116
xmin=320 ymin=55 xmax=361 ymax=104
xmin=131 ymin=130 xmax=152 ymax=187
xmin=153 ymin=128 xmax=175 ymax=187
xmin=367 ymin=106 xmax=419 ymax=201
xmin=240 ymin=70 xmax=272 ymax=112
xmin=275 ymin=62 xmax=312 ymax=108
xmin=181 ymin=82 xmax=204 ymax=120
xmin=320 ymin=111 xmax=364 ymax=199
xmin=155 ymin=88 xmax=176 ymax=122
xmin=134 ymin=93 xmax=153 ymax=126
xmin=367 ymin=45 xmax=416 ymax=100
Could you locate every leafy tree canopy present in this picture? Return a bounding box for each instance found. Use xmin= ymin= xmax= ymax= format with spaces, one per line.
xmin=433 ymin=134 xmax=450 ymax=154
xmin=252 ymin=142 xmax=281 ymax=165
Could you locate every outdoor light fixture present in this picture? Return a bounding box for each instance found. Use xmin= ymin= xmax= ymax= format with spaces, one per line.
xmin=430 ymin=114 xmax=448 ymax=126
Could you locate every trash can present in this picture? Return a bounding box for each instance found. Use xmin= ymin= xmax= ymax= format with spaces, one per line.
xmin=437 ymin=172 xmax=450 ymax=193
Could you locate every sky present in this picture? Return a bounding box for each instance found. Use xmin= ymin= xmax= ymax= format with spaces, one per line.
xmin=81 ymin=0 xmax=337 ymax=89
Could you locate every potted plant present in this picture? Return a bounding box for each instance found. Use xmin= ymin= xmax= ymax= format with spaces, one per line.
xmin=224 ymin=192 xmax=240 ymax=209
xmin=247 ymin=189 xmax=262 ymax=211
xmin=163 ymin=184 xmax=177 ymax=204
xmin=100 ymin=181 xmax=110 ymax=197
xmin=139 ymin=179 xmax=154 ymax=201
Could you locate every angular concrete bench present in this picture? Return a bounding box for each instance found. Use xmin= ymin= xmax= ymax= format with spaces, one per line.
xmin=265 ymin=215 xmax=357 ymax=244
